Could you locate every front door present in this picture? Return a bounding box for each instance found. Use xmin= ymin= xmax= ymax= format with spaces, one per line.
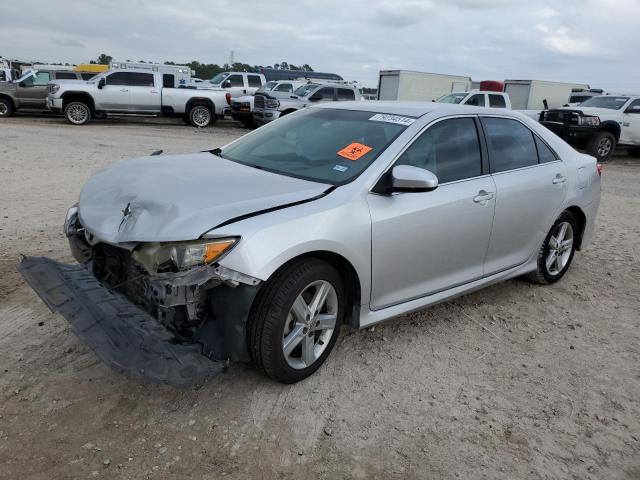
xmin=101 ymin=72 xmax=133 ymax=110
xmin=368 ymin=116 xmax=496 ymax=310
xmin=621 ymin=99 xmax=640 ymax=144
xmin=16 ymin=71 xmax=50 ymax=108
xmin=481 ymin=116 xmax=568 ymax=274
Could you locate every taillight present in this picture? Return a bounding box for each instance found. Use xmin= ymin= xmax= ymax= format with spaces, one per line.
xmin=596 ymin=163 xmax=603 ymax=176
xmin=225 ymin=93 xmax=231 ymax=105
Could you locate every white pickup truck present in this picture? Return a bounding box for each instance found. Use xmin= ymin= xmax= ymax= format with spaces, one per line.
xmin=46 ymin=68 xmax=230 ymax=127
xmin=540 ymin=95 xmax=640 ymax=161
xmin=436 ymin=91 xmax=511 ymax=109
xmin=207 ymin=71 xmax=266 ymax=99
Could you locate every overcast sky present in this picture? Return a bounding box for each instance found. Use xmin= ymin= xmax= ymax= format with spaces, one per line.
xmin=1 ymin=0 xmax=638 ymax=91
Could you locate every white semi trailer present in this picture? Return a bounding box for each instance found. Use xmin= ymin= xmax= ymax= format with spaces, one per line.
xmin=377 ymin=70 xmax=472 ymax=102
xmin=504 ymin=79 xmax=590 ymax=111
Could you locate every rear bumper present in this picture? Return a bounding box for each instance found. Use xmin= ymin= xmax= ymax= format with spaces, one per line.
xmin=18 ymin=256 xmax=225 ymax=387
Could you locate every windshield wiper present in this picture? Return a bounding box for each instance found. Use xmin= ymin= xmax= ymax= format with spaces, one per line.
xmin=208 ymin=148 xmax=223 ymax=157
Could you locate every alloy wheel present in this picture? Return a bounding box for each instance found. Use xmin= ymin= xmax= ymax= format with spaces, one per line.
xmin=67 ymin=104 xmax=89 ymax=124
xmin=597 ymin=137 xmax=612 ymax=157
xmin=282 ymin=280 xmax=338 ymax=370
xmin=192 ymin=107 xmax=211 ymax=127
xmin=546 ymin=221 xmax=574 ymax=275
xmin=0 ymin=102 xmax=7 ymax=116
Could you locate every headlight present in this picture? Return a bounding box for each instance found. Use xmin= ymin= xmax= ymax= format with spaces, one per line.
xmin=265 ymin=99 xmax=280 ymax=109
xmin=63 ymin=204 xmax=79 ymax=235
xmin=50 ymin=84 xmax=60 ymax=94
xmin=577 ymin=115 xmax=600 ymax=127
xmin=132 ymin=238 xmax=239 ymax=273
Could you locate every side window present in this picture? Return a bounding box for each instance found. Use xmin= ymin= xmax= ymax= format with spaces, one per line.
xmin=33 ymin=72 xmax=51 ymax=85
xmin=315 ymin=87 xmax=335 ymax=100
xmin=106 ymin=72 xmax=134 ymax=86
xmin=227 ymin=74 xmax=244 ymax=87
xmin=275 ymin=83 xmax=292 ymax=92
xmin=337 ymin=88 xmax=356 ymax=101
xmin=0 ymin=71 xmax=6 ymax=81
xmin=489 ymin=95 xmax=507 ymax=108
xmin=396 ymin=117 xmax=482 ymax=183
xmin=627 ymin=99 xmax=640 ymax=112
xmin=466 ymin=94 xmax=485 ymax=107
xmin=483 ymin=117 xmax=538 ymax=172
xmin=247 ymin=75 xmax=262 ymax=88
xmin=535 ymin=136 xmax=558 ymax=163
xmin=81 ymin=73 xmax=96 ymax=80
xmin=55 ymin=72 xmax=78 ymax=80
xmin=163 ymin=74 xmax=175 ymax=88
xmin=131 ymin=73 xmax=154 ymax=87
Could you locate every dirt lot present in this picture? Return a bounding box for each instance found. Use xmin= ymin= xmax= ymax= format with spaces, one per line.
xmin=0 ymin=115 xmax=639 ymax=480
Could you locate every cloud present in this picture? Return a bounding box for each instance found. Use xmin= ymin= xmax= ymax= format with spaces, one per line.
xmin=51 ymin=38 xmax=85 ymax=48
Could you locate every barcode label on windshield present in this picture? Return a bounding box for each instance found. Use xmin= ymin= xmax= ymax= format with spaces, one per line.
xmin=369 ymin=114 xmax=416 ymax=126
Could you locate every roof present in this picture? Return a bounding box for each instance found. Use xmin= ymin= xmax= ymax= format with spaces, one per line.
xmin=315 ymin=100 xmax=524 ymax=118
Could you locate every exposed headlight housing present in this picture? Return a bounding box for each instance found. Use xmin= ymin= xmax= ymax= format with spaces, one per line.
xmin=265 ymin=98 xmax=280 ymax=109
xmin=132 ymin=238 xmax=239 ymax=274
xmin=63 ymin=204 xmax=79 ymax=235
xmin=577 ymin=115 xmax=600 ymax=127
xmin=50 ymin=84 xmax=61 ymax=94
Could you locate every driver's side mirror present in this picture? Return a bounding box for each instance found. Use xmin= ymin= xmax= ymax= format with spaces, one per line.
xmin=625 ymin=105 xmax=640 ymax=114
xmin=373 ymin=165 xmax=439 ymax=194
xmin=309 ymin=93 xmax=322 ymax=101
xmin=223 ymin=80 xmax=232 ymax=89
xmin=97 ymin=78 xmax=106 ymax=89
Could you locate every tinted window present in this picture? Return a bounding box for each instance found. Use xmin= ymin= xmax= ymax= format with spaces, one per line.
xmin=33 ymin=72 xmax=50 ymax=85
xmin=489 ymin=95 xmax=506 ymax=108
xmin=163 ymin=74 xmax=175 ymax=88
xmin=81 ymin=73 xmax=96 ymax=80
xmin=628 ymin=99 xmax=640 ymax=111
xmin=106 ymin=72 xmax=133 ymax=86
xmin=466 ymin=94 xmax=485 ymax=107
xmin=247 ymin=75 xmax=262 ymax=88
xmin=55 ymin=72 xmax=78 ymax=80
xmin=227 ymin=74 xmax=244 ymax=87
xmin=107 ymin=72 xmax=154 ymax=87
xmin=0 ymin=71 xmax=5 ymax=81
xmin=315 ymin=87 xmax=334 ymax=100
xmin=535 ymin=136 xmax=558 ymax=163
xmin=275 ymin=83 xmax=293 ymax=92
xmin=131 ymin=73 xmax=154 ymax=87
xmin=396 ymin=117 xmax=482 ymax=183
xmin=337 ymin=88 xmax=356 ymax=101
xmin=483 ymin=118 xmax=538 ymax=172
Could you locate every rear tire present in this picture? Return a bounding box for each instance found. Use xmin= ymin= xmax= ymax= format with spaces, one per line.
xmin=586 ymin=130 xmax=616 ymax=161
xmin=248 ymin=258 xmax=344 ymax=383
xmin=526 ymin=211 xmax=578 ymax=285
xmin=0 ymin=97 xmax=14 ymax=117
xmin=188 ymin=104 xmax=213 ymax=128
xmin=64 ymin=101 xmax=91 ymax=125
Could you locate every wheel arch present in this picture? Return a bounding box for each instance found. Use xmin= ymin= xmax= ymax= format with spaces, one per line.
xmin=259 ymin=250 xmax=362 ymax=329
xmin=599 ymin=121 xmax=621 ymax=141
xmin=565 ymin=205 xmax=587 ymax=250
xmin=61 ymin=92 xmax=95 ymax=111
xmin=0 ymin=93 xmax=15 ymax=109
xmin=186 ymin=97 xmax=215 ymax=113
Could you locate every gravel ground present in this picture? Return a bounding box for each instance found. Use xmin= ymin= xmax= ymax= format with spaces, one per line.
xmin=0 ymin=115 xmax=639 ymax=480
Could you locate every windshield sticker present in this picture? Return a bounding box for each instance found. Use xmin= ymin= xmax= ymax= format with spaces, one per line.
xmin=369 ymin=113 xmax=416 ymax=126
xmin=337 ymin=142 xmax=373 ymax=161
xmin=333 ymin=164 xmax=349 ymax=172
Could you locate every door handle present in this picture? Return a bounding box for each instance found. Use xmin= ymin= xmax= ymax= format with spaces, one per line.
xmin=552 ymin=174 xmax=566 ymax=184
xmin=473 ymin=190 xmax=494 ymax=203
xmin=150 ymin=90 xmax=159 ymax=94
xmin=120 ymin=88 xmax=129 ymax=92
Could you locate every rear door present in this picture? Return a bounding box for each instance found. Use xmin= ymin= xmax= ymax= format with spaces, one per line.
xmin=337 ymin=88 xmax=356 ymax=102
xmin=246 ymin=74 xmax=263 ymax=94
xmin=127 ymin=72 xmax=160 ymax=112
xmin=368 ymin=116 xmax=496 ymax=309
xmin=481 ymin=116 xmax=568 ymax=274
xmin=621 ymin=99 xmax=640 ymax=144
xmin=101 ymin=72 xmax=133 ymax=110
xmin=226 ymin=74 xmax=246 ymax=98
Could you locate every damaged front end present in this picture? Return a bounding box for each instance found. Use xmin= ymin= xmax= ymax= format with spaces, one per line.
xmin=18 ymin=208 xmax=262 ymax=387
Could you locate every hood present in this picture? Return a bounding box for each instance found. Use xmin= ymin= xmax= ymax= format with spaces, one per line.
xmin=78 ymin=152 xmax=330 ymax=244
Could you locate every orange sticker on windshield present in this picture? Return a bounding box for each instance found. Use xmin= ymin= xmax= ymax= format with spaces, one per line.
xmin=337 ymin=142 xmax=372 ymax=161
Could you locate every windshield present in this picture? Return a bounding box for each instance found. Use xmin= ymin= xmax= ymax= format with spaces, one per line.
xmin=210 ymin=73 xmax=229 ymax=84
xmin=257 ymin=81 xmax=278 ymax=93
xmin=293 ymin=83 xmax=319 ymax=97
xmin=579 ymin=96 xmax=630 ymax=110
xmin=436 ymin=93 xmax=467 ymax=104
xmin=221 ymin=108 xmax=412 ymax=185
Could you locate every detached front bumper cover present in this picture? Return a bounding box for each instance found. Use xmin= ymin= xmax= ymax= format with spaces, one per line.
xmin=18 ymin=256 xmax=224 ymax=387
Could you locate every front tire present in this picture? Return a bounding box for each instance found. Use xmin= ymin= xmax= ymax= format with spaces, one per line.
xmin=586 ymin=130 xmax=616 ymax=161
xmin=526 ymin=211 xmax=578 ymax=284
xmin=0 ymin=97 xmax=14 ymax=117
xmin=248 ymin=259 xmax=345 ymax=383
xmin=188 ymin=104 xmax=213 ymax=128
xmin=64 ymin=101 xmax=91 ymax=125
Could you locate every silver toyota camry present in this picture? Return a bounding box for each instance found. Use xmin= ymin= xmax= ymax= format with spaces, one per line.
xmin=19 ymin=102 xmax=601 ymax=386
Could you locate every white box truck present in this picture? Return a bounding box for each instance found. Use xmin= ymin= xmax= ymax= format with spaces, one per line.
xmin=504 ymin=79 xmax=590 ymax=111
xmin=377 ymin=70 xmax=472 ymax=102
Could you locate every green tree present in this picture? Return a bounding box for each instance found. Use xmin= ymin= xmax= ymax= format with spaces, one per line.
xmin=96 ymin=53 xmax=112 ymax=65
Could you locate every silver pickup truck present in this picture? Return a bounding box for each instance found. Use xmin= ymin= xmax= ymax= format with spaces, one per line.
xmin=46 ymin=69 xmax=230 ymax=127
